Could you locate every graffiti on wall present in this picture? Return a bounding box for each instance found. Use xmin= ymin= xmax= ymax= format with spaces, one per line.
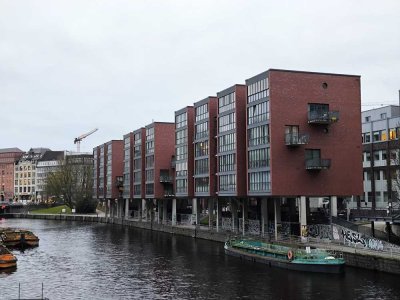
xmin=307 ymin=224 xmax=332 ymax=239
xmin=340 ymin=227 xmax=384 ymax=251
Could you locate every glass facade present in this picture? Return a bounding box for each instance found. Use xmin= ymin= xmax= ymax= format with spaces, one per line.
xmin=133 ymin=132 xmax=142 ymax=197
xmin=123 ymin=136 xmax=131 ymax=198
xmin=175 ymin=111 xmax=189 ymax=195
xmin=247 ymin=75 xmax=271 ymax=193
xmin=145 ymin=127 xmax=154 ymax=196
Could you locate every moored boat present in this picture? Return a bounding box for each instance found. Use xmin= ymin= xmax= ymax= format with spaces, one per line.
xmin=0 ymin=228 xmax=39 ymax=248
xmin=0 ymin=244 xmax=17 ymax=269
xmin=224 ymin=238 xmax=345 ymax=274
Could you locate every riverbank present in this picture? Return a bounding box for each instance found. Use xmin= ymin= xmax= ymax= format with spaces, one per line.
xmin=4 ymin=213 xmax=400 ymax=275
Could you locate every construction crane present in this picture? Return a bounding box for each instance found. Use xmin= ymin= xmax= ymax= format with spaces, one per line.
xmin=74 ymin=128 xmax=98 ymax=152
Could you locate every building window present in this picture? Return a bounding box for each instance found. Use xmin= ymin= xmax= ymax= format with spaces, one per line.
xmin=195 ymin=141 xmax=209 ymax=157
xmin=365 ymin=116 xmax=371 ymax=122
xmin=219 ymin=174 xmax=236 ymax=192
xmin=218 ymin=133 xmax=236 ymax=153
xmin=373 ymin=131 xmax=381 ymax=142
xmin=145 ymin=183 xmax=154 ymax=195
xmin=176 ymin=129 xmax=188 ymax=145
xmin=176 ymin=162 xmax=188 ymax=177
xmin=249 ymin=171 xmax=270 ymax=192
xmin=176 ymin=179 xmax=188 ymax=193
xmin=381 ymin=113 xmax=387 ymax=119
xmin=195 ymin=158 xmax=209 ymax=175
xmin=195 ymin=122 xmax=208 ymax=139
xmin=219 ymin=113 xmax=236 ymax=133
xmin=195 ymin=177 xmax=209 ymax=193
xmin=176 ymin=112 xmax=187 ymax=129
xmin=248 ymin=125 xmax=269 ymax=147
xmin=248 ymin=148 xmax=269 ymax=169
xmin=373 ymin=151 xmax=380 ymax=161
xmin=218 ymin=154 xmax=236 ymax=172
xmin=248 ymin=102 xmax=268 ymax=125
xmin=195 ymin=104 xmax=208 ymax=122
xmin=219 ymin=92 xmax=235 ymax=113
xmin=374 ymin=170 xmax=381 ymax=180
xmin=365 ymin=152 xmax=371 ymax=162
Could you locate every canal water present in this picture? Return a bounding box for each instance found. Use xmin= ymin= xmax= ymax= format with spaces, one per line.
xmin=1 ymin=218 xmax=400 ymax=300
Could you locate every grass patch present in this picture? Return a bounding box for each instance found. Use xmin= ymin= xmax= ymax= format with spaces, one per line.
xmin=30 ymin=205 xmax=72 ymax=214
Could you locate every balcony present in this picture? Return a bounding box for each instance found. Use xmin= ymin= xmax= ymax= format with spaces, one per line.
xmin=160 ymin=170 xmax=173 ymax=183
xmin=115 ymin=176 xmax=123 ymax=187
xmin=308 ymin=111 xmax=339 ymax=125
xmin=285 ymin=133 xmax=309 ymax=146
xmin=164 ymin=188 xmax=175 ymax=198
xmin=305 ymin=158 xmax=331 ymax=170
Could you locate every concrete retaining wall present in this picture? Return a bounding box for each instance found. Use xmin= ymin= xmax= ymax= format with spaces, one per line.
xmin=4 ymin=213 xmax=400 ymax=274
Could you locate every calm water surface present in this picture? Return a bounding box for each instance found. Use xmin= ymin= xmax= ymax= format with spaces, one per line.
xmin=0 ymin=218 xmax=399 ymax=300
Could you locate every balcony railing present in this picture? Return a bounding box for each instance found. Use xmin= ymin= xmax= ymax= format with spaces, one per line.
xmin=285 ymin=133 xmax=310 ymax=146
xmin=308 ymin=111 xmax=339 ymax=124
xmin=305 ymin=158 xmax=331 ymax=170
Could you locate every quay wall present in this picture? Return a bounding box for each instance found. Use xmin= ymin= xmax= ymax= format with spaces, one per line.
xmin=4 ymin=213 xmax=400 ymax=274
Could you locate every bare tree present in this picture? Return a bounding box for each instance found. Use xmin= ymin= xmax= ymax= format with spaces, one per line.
xmin=45 ymin=158 xmax=96 ymax=213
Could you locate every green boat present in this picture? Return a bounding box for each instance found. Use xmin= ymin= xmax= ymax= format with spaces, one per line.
xmin=224 ymin=238 xmax=345 ymax=273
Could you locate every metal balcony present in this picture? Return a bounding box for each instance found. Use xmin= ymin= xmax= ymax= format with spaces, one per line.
xmin=305 ymin=158 xmax=331 ymax=170
xmin=285 ymin=133 xmax=310 ymax=146
xmin=115 ymin=176 xmax=123 ymax=187
xmin=308 ymin=111 xmax=339 ymax=124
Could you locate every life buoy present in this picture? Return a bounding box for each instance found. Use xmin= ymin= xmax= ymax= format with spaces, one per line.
xmin=287 ymin=250 xmax=294 ymax=260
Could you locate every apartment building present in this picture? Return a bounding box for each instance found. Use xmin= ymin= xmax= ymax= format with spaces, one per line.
xmin=245 ymin=69 xmax=363 ymax=234
xmin=360 ymin=105 xmax=400 ymax=212
xmin=174 ymin=106 xmax=195 ymax=199
xmin=0 ymin=148 xmax=24 ymax=201
xmin=36 ymin=150 xmax=64 ymax=202
xmin=216 ymin=85 xmax=247 ymax=197
xmin=93 ymin=140 xmax=123 ymax=217
xmin=14 ymin=148 xmax=49 ymax=202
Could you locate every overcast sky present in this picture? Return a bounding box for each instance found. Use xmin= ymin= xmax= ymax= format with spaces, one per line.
xmin=1 ymin=0 xmax=399 ymax=153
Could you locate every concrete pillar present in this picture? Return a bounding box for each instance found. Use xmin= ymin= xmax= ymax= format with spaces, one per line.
xmin=208 ymin=198 xmax=214 ymax=229
xmin=330 ymin=196 xmax=338 ymax=217
xmin=261 ymin=198 xmax=268 ymax=236
xmin=119 ymin=199 xmax=124 ymax=218
xmin=141 ymin=199 xmax=146 ymax=221
xmin=192 ymin=198 xmax=200 ymax=226
xmin=242 ymin=199 xmax=248 ymax=236
xmin=299 ymin=196 xmax=307 ymax=239
xmin=274 ymin=198 xmax=281 ymax=241
xmin=105 ymin=200 xmax=109 ymax=218
xmin=157 ymin=200 xmax=162 ymax=224
xmin=125 ymin=199 xmax=129 ymax=220
xmin=172 ymin=198 xmax=177 ymax=226
xmin=163 ymin=200 xmax=168 ymax=224
xmin=138 ymin=199 xmax=142 ymax=221
xmin=231 ymin=199 xmax=238 ymax=232
xmin=216 ymin=198 xmax=222 ymax=232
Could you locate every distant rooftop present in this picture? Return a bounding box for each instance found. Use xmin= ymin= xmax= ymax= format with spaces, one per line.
xmin=0 ymin=147 xmax=24 ymax=154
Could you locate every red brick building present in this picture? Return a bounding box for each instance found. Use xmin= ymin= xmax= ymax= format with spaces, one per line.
xmin=0 ymin=148 xmax=24 ymax=201
xmin=245 ymin=69 xmax=363 ymax=235
xmin=93 ymin=140 xmax=124 ymax=217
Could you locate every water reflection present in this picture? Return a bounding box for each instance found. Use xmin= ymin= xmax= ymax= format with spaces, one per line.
xmin=0 ymin=219 xmax=399 ymax=299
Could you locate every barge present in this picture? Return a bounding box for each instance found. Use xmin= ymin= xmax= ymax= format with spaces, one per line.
xmin=224 ymin=238 xmax=345 ymax=273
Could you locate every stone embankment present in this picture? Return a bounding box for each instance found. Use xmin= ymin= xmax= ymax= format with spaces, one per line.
xmin=5 ymin=213 xmax=400 ymax=275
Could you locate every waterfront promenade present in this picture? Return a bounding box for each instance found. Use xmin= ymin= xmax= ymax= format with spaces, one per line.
xmin=3 ymin=212 xmax=400 ymax=275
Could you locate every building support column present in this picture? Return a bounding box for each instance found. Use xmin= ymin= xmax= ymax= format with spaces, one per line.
xmin=231 ymin=199 xmax=238 ymax=232
xmin=105 ymin=200 xmax=109 ymax=218
xmin=261 ymin=198 xmax=269 ymax=237
xmin=242 ymin=199 xmax=248 ymax=236
xmin=208 ymin=198 xmax=214 ymax=229
xmin=138 ymin=199 xmax=142 ymax=221
xmin=330 ymin=196 xmax=338 ymax=217
xmin=192 ymin=198 xmax=200 ymax=226
xmin=172 ymin=198 xmax=177 ymax=226
xmin=274 ymin=198 xmax=281 ymax=241
xmin=157 ymin=200 xmax=162 ymax=224
xmin=299 ymin=196 xmax=307 ymax=241
xmin=125 ymin=199 xmax=129 ymax=220
xmin=216 ymin=198 xmax=222 ymax=232
xmin=141 ymin=199 xmax=146 ymax=221
xmin=163 ymin=200 xmax=168 ymax=225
